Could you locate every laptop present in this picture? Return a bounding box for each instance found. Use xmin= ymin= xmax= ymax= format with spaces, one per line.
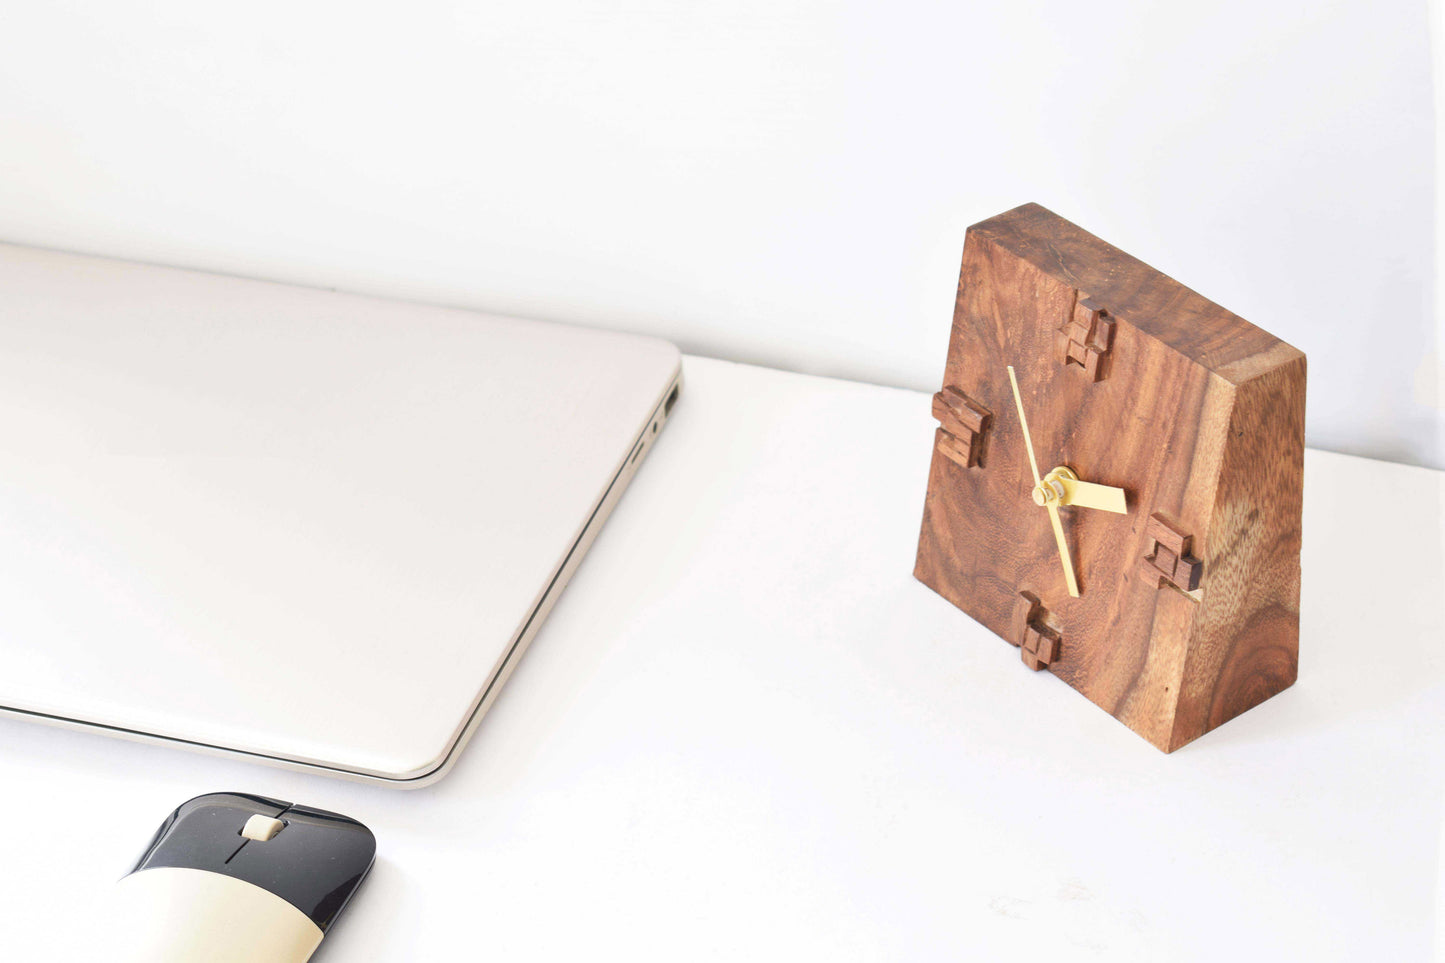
xmin=0 ymin=243 xmax=681 ymax=786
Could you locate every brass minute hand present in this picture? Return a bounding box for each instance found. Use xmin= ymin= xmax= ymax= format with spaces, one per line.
xmin=1008 ymin=366 xmax=1080 ymax=597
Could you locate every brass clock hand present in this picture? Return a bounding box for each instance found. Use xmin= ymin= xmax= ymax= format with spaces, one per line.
xmin=1046 ymin=502 xmax=1080 ymax=597
xmin=1036 ymin=468 xmax=1128 ymax=514
xmin=1007 ymin=366 xmax=1080 ymax=598
xmin=1006 ymin=366 xmax=1042 ymax=486
xmin=1059 ymin=477 xmax=1127 ymax=513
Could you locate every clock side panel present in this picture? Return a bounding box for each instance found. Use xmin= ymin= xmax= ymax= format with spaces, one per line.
xmin=915 ymin=229 xmax=1240 ymax=751
xmin=1168 ymin=355 xmax=1305 ymax=750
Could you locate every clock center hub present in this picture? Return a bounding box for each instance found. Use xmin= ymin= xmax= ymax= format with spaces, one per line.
xmin=1031 ymin=466 xmax=1079 ymax=507
xmin=1031 ymin=481 xmax=1061 ymax=507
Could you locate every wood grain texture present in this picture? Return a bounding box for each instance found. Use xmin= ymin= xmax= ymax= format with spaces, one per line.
xmin=915 ymin=203 xmax=1304 ymax=752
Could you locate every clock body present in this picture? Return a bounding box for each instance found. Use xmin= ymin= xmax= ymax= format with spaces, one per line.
xmin=914 ymin=203 xmax=1305 ymax=752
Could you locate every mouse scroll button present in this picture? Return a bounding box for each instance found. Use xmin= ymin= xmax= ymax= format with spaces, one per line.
xmin=241 ymin=814 xmax=286 ymax=841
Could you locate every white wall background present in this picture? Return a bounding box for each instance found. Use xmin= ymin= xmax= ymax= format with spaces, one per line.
xmin=0 ymin=1 xmax=1438 ymax=467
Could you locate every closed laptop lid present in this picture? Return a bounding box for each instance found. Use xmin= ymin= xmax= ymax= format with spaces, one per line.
xmin=0 ymin=244 xmax=679 ymax=779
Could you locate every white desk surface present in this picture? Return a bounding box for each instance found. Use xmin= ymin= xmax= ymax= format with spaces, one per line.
xmin=3 ymin=355 xmax=1443 ymax=961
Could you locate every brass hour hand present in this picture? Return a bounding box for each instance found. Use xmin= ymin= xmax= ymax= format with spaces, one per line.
xmin=1061 ymin=477 xmax=1127 ymax=513
xmin=1034 ymin=468 xmax=1127 ymax=514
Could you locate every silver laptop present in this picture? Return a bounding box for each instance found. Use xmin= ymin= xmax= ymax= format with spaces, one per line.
xmin=0 ymin=243 xmax=681 ymax=786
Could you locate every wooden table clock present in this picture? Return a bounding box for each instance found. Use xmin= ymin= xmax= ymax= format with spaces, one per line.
xmin=914 ymin=203 xmax=1305 ymax=752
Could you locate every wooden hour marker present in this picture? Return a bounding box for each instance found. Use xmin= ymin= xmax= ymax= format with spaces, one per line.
xmin=1056 ymin=296 xmax=1115 ymax=382
xmin=1012 ymin=591 xmax=1061 ymax=671
xmin=930 ymin=387 xmax=991 ymax=469
xmin=1143 ymin=514 xmax=1203 ymax=593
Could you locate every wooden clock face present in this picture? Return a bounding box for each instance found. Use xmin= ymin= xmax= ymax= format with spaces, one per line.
xmin=915 ymin=204 xmax=1303 ymax=752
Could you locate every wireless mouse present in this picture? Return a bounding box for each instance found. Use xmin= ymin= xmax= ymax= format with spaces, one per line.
xmin=108 ymin=792 xmax=376 ymax=962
